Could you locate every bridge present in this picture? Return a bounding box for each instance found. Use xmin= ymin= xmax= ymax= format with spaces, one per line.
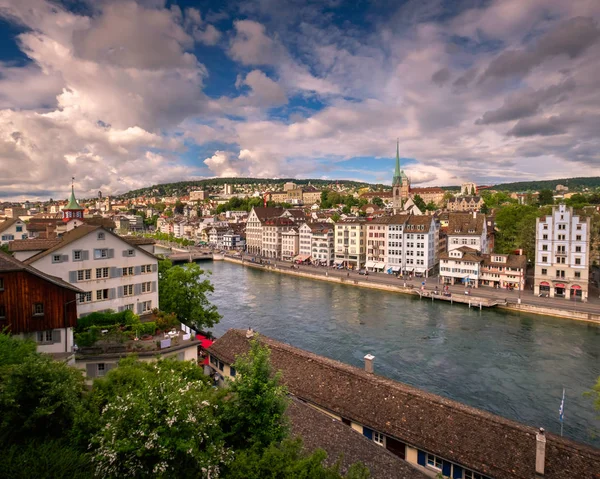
xmin=167 ymin=251 xmax=213 ymax=263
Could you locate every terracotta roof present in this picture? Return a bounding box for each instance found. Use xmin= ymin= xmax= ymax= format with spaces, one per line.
xmin=9 ymin=238 xmax=61 ymax=252
xmin=252 ymin=207 xmax=285 ymax=221
xmin=482 ymin=253 xmax=527 ymax=270
xmin=287 ymin=398 xmax=426 ymax=479
xmin=263 ymin=217 xmax=295 ymax=227
xmin=0 ymin=218 xmax=21 ymax=233
xmin=405 ymin=215 xmax=433 ymax=232
xmin=86 ymin=217 xmax=116 ymax=230
xmin=0 ymin=250 xmax=83 ymax=293
xmin=448 ymin=213 xmax=485 ymax=235
xmin=209 ymin=330 xmax=600 ymax=479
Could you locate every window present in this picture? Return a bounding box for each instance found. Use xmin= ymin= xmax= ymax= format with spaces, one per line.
xmin=16 ymin=225 xmax=22 ymax=232
xmin=576 ymin=235 xmax=581 ymax=241
xmin=33 ymin=302 xmax=44 ymax=316
xmin=218 ymin=360 xmax=224 ymax=371
xmin=576 ymin=246 xmax=581 ymax=252
xmin=543 ymin=224 xmax=548 ymax=230
xmin=575 ymin=258 xmax=581 ymax=265
xmin=94 ymin=248 xmax=109 ymax=259
xmin=373 ymin=431 xmax=384 ymax=445
xmin=97 ymin=232 xmax=105 ymax=240
xmin=0 ymin=277 xmax=3 ymax=291
xmin=230 ymin=366 xmax=236 ymax=377
xmin=52 ymin=254 xmax=62 ymax=263
xmin=542 ymin=235 xmax=548 ymax=240
xmin=97 ymin=363 xmax=106 ymax=377
xmin=576 ymin=224 xmax=582 ymax=230
xmin=575 ymin=271 xmax=581 ymax=278
xmin=77 ymin=269 xmax=91 ymax=281
xmin=73 ymin=250 xmax=82 ymax=261
xmin=141 ymin=281 xmax=152 ymax=293
xmin=542 ymin=256 xmax=547 ymax=262
xmin=122 ymin=267 xmax=134 ymax=276
xmin=124 ymin=304 xmax=134 ymax=311
xmin=96 ymin=289 xmax=109 ymax=301
xmin=126 ymin=249 xmax=135 ymax=256
xmin=123 ymin=284 xmax=134 ymax=296
xmin=542 ymin=245 xmax=548 ymax=251
xmin=36 ymin=330 xmax=53 ymax=343
xmin=141 ymin=300 xmax=152 ymax=313
xmin=78 ymin=292 xmax=92 ymax=303
xmin=426 ymin=454 xmax=442 ymax=470
xmin=96 ymin=267 xmax=109 ymax=279
xmin=465 ymin=471 xmax=487 ymax=479
xmin=541 ymin=268 xmax=547 ymax=275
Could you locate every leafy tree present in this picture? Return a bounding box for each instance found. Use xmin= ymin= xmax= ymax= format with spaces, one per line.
xmin=158 ymin=260 xmax=221 ymax=330
xmin=89 ymin=360 xmax=229 ymax=478
xmin=223 ymin=437 xmax=370 ymax=479
xmin=413 ymin=194 xmax=426 ymax=211
xmin=538 ymin=189 xmax=554 ymax=205
xmin=342 ymin=205 xmax=351 ymax=215
xmin=331 ymin=212 xmax=341 ymax=222
xmin=494 ymin=204 xmax=543 ymax=258
xmin=371 ymin=197 xmax=384 ymax=208
xmin=425 ymin=201 xmax=437 ymax=211
xmin=221 ymin=338 xmax=288 ymax=451
xmin=0 ymin=334 xmax=85 ymax=444
xmin=480 ymin=203 xmax=489 ymax=214
xmin=0 ymin=244 xmax=10 ymax=254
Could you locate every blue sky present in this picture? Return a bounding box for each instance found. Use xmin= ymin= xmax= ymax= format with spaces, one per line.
xmin=0 ymin=0 xmax=599 ymax=200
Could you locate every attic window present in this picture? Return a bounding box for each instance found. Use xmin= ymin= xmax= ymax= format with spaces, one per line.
xmin=98 ymin=232 xmax=105 ymax=240
xmin=468 ymin=229 xmax=475 ymax=233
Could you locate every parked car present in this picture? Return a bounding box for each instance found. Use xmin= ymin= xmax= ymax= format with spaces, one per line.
xmin=358 ymin=269 xmax=369 ymax=276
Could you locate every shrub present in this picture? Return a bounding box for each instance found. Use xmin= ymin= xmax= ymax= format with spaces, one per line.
xmin=76 ymin=310 xmax=139 ymax=332
xmin=133 ymin=322 xmax=157 ymax=337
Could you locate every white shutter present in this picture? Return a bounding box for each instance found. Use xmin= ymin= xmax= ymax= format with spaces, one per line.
xmin=108 ymin=249 xmax=114 ymax=258
xmin=69 ymin=271 xmax=78 ymax=283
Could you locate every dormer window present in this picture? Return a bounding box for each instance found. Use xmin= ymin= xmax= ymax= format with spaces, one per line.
xmin=98 ymin=232 xmax=105 ymax=240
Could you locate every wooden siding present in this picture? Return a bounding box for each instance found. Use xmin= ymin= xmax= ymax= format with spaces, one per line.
xmin=0 ymin=270 xmax=78 ymax=334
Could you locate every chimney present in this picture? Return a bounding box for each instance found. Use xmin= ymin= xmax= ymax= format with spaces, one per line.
xmin=536 ymin=428 xmax=546 ymax=476
xmin=364 ymin=354 xmax=375 ymax=374
xmin=473 ymin=211 xmax=477 ymax=219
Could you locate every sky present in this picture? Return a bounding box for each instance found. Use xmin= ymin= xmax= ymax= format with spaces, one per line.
xmin=1 ymin=0 xmax=600 ymax=201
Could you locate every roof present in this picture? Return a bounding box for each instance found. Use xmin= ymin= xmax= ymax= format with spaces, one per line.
xmin=0 ymin=217 xmax=21 ymax=233
xmin=9 ymin=238 xmax=61 ymax=252
xmin=287 ymin=398 xmax=426 ymax=479
xmin=482 ymin=253 xmax=527 ymax=270
xmin=85 ymin=217 xmax=116 ymax=229
xmin=360 ymin=191 xmax=393 ymax=199
xmin=0 ymin=250 xmax=83 ymax=293
xmin=410 ymin=187 xmax=444 ymax=194
xmin=209 ymin=330 xmax=600 ymax=479
xmin=251 ymin=207 xmax=285 ymax=221
xmin=369 ymin=214 xmax=410 ymax=225
xmin=23 ymin=225 xmax=157 ymax=264
xmin=440 ymin=246 xmax=483 ymax=263
xmin=120 ymin=236 xmax=156 ymax=246
xmin=263 ymin=217 xmax=295 ymax=227
xmin=405 ymin=215 xmax=433 ymax=232
xmin=448 ymin=213 xmax=485 ymax=236
xmin=65 ymin=186 xmax=84 ymax=211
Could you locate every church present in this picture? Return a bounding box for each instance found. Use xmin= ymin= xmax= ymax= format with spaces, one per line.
xmin=392 ymin=141 xmax=411 ymax=214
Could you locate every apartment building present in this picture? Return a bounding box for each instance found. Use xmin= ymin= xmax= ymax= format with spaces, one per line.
xmin=298 ymin=223 xmax=313 ymax=258
xmin=261 ymin=217 xmax=295 ymax=259
xmin=534 ymin=204 xmax=590 ymax=300
xmin=15 ymin=225 xmax=159 ymax=317
xmin=310 ymin=224 xmax=335 ymax=265
xmin=334 ymin=218 xmax=368 ymax=270
xmin=281 ymin=228 xmax=299 ymax=261
xmin=439 ymin=246 xmax=482 ymax=287
xmin=245 ymin=207 xmax=284 ymax=255
xmin=447 ymin=212 xmax=488 ymax=253
xmin=480 ymin=253 xmax=527 ymax=291
xmin=447 ymin=196 xmax=485 ymax=212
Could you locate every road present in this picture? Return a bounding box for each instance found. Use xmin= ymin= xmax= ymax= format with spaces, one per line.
xmin=227 ymin=253 xmax=600 ymax=315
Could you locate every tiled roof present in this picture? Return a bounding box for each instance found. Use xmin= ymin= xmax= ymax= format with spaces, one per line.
xmin=120 ymin=236 xmax=156 ymax=246
xmin=410 ymin=187 xmax=444 ymax=193
xmin=252 ymin=207 xmax=285 ymax=221
xmin=288 ymin=398 xmax=426 ymax=479
xmin=406 ymin=215 xmax=433 ymax=232
xmin=482 ymin=253 xmax=527 ymax=270
xmin=0 ymin=218 xmax=20 ymax=233
xmin=209 ymin=330 xmax=600 ymax=479
xmin=0 ymin=250 xmax=83 ymax=293
xmin=448 ymin=213 xmax=485 ymax=235
xmin=9 ymin=238 xmax=61 ymax=252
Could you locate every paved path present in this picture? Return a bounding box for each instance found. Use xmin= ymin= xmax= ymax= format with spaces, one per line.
xmin=230 ymin=254 xmax=600 ymax=315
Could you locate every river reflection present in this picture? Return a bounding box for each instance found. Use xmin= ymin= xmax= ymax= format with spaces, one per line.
xmin=201 ymin=260 xmax=600 ymax=446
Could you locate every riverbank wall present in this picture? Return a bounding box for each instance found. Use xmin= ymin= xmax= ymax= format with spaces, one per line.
xmin=222 ymin=257 xmax=600 ymax=325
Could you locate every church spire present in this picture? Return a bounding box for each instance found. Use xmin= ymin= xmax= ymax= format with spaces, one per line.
xmin=392 ymin=139 xmax=402 ymax=186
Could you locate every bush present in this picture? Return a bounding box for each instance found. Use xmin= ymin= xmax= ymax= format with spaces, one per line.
xmin=76 ymin=310 xmax=139 ymax=332
xmin=133 ymin=321 xmax=157 ymax=337
xmin=74 ymin=330 xmax=99 ymax=348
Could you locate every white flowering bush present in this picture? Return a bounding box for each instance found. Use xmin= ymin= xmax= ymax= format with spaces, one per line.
xmin=90 ymin=362 xmax=231 ymax=478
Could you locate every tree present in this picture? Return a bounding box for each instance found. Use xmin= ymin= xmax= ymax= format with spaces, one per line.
xmin=342 ymin=205 xmax=351 ymax=215
xmin=494 ymin=204 xmax=542 ymax=257
xmin=0 ymin=334 xmax=85 ymax=444
xmin=158 ymin=260 xmax=221 ymax=330
xmin=538 ymin=189 xmax=554 ymax=205
xmin=89 ymin=360 xmax=229 ymax=478
xmin=0 ymin=244 xmax=10 ymax=254
xmin=413 ymin=194 xmax=426 ymax=211
xmin=331 ymin=212 xmax=341 ymax=222
xmin=425 ymin=201 xmax=437 ymax=211
xmin=372 ymin=197 xmax=384 ymax=208
xmin=221 ymin=338 xmax=288 ymax=451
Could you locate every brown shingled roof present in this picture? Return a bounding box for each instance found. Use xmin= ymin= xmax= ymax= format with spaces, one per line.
xmin=9 ymin=238 xmax=61 ymax=252
xmin=448 ymin=213 xmax=485 ymax=235
xmin=0 ymin=218 xmax=21 ymax=233
xmin=252 ymin=206 xmax=285 ymax=221
xmin=120 ymin=236 xmax=156 ymax=246
xmin=209 ymin=330 xmax=600 ymax=479
xmin=482 ymin=253 xmax=527 ymax=270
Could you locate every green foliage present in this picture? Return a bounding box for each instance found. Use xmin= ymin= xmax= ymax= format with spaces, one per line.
xmin=331 ymin=212 xmax=341 ymax=222
xmin=0 ymin=439 xmax=92 ymax=479
xmin=0 ymin=332 xmax=37 ymax=366
xmin=371 ymin=196 xmax=384 ymax=208
xmin=223 ymin=437 xmax=370 ymax=479
xmin=425 ymin=201 xmax=437 ymax=211
xmin=216 ymin=196 xmax=263 ymax=214
xmin=74 ymin=329 xmax=100 ymax=347
xmin=413 ymin=194 xmax=426 ymax=211
xmin=159 ymin=260 xmax=221 ymax=330
xmin=75 ymin=309 xmax=138 ymax=333
xmin=146 ymin=231 xmax=195 ymax=246
xmin=538 ymin=189 xmax=554 ymax=205
xmin=0 ymin=335 xmax=85 ymax=443
xmin=0 ymin=244 xmax=10 ymax=254
xmin=133 ymin=321 xmax=157 ymax=336
xmin=481 ymin=190 xmax=516 ymax=208
xmin=492 ymin=176 xmax=600 ymax=192
xmin=222 ymin=338 xmax=288 ymax=451
xmin=494 ymin=204 xmax=544 ymax=258
xmin=588 ymin=376 xmax=600 ymax=418
xmin=89 ymin=360 xmax=228 ymax=478
xmin=155 ymin=310 xmax=179 ymax=330
xmin=320 ymin=190 xmax=363 ymax=209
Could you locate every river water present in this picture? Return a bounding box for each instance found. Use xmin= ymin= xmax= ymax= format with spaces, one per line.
xmin=202 ymin=260 xmax=600 ymax=447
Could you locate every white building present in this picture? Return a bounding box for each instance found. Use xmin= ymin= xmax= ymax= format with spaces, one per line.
xmin=223 ymin=233 xmax=245 ymax=250
xmin=447 ymin=212 xmax=488 ymax=253
xmin=246 ymin=207 xmax=284 ymax=255
xmin=281 ymin=228 xmax=299 ymax=261
xmin=439 ymin=246 xmax=482 ymax=287
xmin=0 ymin=218 xmax=27 ymax=244
xmin=534 ymin=204 xmax=590 ymax=300
xmin=18 ymin=225 xmax=159 ymax=317
xmin=310 ymin=224 xmax=335 ymax=265
xmin=298 ymin=223 xmax=313 ymax=258
xmin=208 ymin=226 xmax=230 ymax=248
xmin=262 ymin=217 xmax=295 ymax=259
xmin=334 ymin=218 xmax=368 ymax=270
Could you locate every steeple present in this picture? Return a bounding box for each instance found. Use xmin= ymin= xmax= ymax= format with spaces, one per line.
xmin=392 ymin=139 xmax=402 ymax=186
xmin=62 ymin=177 xmax=84 ymax=223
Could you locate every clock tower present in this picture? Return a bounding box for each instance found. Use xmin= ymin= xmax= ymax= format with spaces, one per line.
xmin=62 ymin=178 xmax=85 ymax=223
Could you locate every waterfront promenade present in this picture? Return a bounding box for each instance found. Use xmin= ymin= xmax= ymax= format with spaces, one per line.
xmin=220 ymin=253 xmax=600 ymax=323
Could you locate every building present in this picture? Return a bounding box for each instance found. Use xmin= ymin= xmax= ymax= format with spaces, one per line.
xmin=461 ymin=182 xmax=477 ymax=196
xmin=11 ymin=225 xmax=159 ymax=317
xmin=281 ymin=228 xmax=299 ymax=261
xmin=534 ymin=204 xmax=590 ymax=300
xmin=0 ymin=218 xmax=27 ymax=244
xmin=208 ymin=226 xmax=230 ymax=248
xmin=480 ymin=253 xmax=527 ymax=290
xmin=392 ymin=141 xmax=410 ymax=213
xmin=190 ymin=190 xmax=206 ymax=201
xmin=60 ymin=182 xmax=85 ymax=223
xmin=367 ymin=215 xmax=438 ymax=277
xmin=309 ymin=223 xmax=335 ymax=265
xmin=223 ymin=184 xmax=233 ymax=195
xmin=447 ymin=196 xmax=485 ymax=212
xmin=208 ymin=329 xmax=600 ymax=479
xmin=0 ymin=250 xmax=81 ymax=355
xmin=222 ymin=233 xmax=245 ymax=250
xmin=409 ymin=187 xmax=445 ymax=207
xmin=245 ymin=207 xmax=284 ymax=255
xmin=298 ymin=222 xmax=313 ymax=258
xmin=447 ymin=212 xmax=488 ymax=253
xmin=439 ymin=246 xmax=482 ymax=287
xmin=283 ymin=181 xmax=297 ymax=191
xmin=301 ymin=186 xmax=322 ymax=205
xmin=261 ymin=217 xmax=295 ymax=259
xmin=334 ymin=218 xmax=368 ymax=269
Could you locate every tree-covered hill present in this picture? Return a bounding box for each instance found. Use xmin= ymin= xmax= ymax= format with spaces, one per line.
xmin=491 ymin=177 xmax=600 ymax=192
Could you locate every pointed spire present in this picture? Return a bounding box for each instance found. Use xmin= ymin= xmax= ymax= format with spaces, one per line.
xmin=393 ymin=139 xmax=402 ymax=186
xmin=65 ymin=177 xmax=84 ymax=210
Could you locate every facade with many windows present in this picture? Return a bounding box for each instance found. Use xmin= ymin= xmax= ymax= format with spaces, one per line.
xmin=21 ymin=225 xmax=158 ymax=316
xmin=534 ymin=204 xmax=590 ymax=300
xmin=334 ymin=218 xmax=368 ymax=269
xmin=447 ymin=212 xmax=488 ymax=253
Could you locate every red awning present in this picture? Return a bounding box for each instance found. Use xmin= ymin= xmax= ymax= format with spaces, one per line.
xmin=196 ymin=334 xmax=214 ymax=365
xmin=571 ymin=284 xmax=582 ymax=290
xmin=554 ymin=283 xmax=565 ymax=288
xmin=540 ymin=281 xmax=550 ymax=286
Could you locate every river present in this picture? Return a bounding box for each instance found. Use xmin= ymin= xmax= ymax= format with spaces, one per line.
xmin=201 ymin=260 xmax=600 ymax=447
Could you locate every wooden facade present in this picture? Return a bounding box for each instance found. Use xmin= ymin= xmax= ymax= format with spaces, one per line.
xmin=0 ymin=269 xmax=79 ymax=334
